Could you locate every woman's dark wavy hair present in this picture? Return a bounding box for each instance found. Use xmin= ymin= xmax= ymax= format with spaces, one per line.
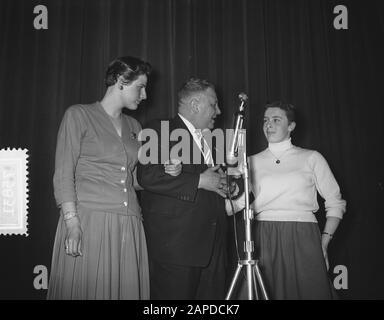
xmin=104 ymin=56 xmax=152 ymax=87
xmin=264 ymin=101 xmax=296 ymax=123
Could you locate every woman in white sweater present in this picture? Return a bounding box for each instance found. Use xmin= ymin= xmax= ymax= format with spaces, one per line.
xmin=248 ymin=101 xmax=346 ymax=299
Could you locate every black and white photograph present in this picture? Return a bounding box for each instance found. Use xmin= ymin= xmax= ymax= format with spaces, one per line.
xmin=0 ymin=0 xmax=383 ymax=305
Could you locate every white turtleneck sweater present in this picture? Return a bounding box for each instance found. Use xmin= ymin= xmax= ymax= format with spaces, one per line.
xmin=248 ymin=138 xmax=346 ymax=222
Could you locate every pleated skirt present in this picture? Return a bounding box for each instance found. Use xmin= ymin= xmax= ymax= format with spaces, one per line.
xmin=47 ymin=208 xmax=149 ymax=300
xmin=254 ymin=221 xmax=336 ymax=300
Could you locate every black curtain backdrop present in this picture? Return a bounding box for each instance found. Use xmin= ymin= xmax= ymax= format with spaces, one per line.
xmin=0 ymin=0 xmax=383 ymax=299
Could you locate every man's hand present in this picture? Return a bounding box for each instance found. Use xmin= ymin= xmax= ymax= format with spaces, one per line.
xmin=198 ymin=165 xmax=227 ymax=198
xmin=164 ymin=159 xmax=182 ymax=176
xmin=225 ymin=193 xmax=246 ymax=216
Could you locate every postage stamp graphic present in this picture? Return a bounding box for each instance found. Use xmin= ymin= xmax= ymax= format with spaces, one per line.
xmin=0 ymin=148 xmax=29 ymax=236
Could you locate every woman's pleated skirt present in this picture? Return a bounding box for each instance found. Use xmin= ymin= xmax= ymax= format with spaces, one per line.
xmin=254 ymin=221 xmax=335 ymax=300
xmin=47 ymin=208 xmax=149 ymax=300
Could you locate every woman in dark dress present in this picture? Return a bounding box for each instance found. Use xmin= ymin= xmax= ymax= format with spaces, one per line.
xmin=47 ymin=56 xmax=151 ymax=299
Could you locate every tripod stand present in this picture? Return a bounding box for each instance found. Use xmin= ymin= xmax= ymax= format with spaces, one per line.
xmin=225 ymin=137 xmax=269 ymax=300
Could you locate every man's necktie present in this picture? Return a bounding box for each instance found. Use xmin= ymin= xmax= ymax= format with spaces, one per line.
xmin=197 ymin=130 xmax=214 ymax=166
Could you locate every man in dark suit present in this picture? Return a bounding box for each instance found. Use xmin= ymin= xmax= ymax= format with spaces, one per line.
xmin=137 ymin=78 xmax=228 ymax=299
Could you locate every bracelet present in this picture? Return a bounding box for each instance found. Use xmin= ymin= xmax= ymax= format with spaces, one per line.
xmin=63 ymin=211 xmax=78 ymax=221
xmin=322 ymin=232 xmax=333 ymax=238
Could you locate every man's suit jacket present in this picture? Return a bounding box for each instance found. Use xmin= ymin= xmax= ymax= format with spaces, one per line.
xmin=137 ymin=115 xmax=227 ymax=267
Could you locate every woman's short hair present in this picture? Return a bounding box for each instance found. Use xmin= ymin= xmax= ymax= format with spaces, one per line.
xmin=264 ymin=101 xmax=296 ymax=123
xmin=178 ymin=78 xmax=215 ymax=105
xmin=104 ymin=56 xmax=152 ymax=87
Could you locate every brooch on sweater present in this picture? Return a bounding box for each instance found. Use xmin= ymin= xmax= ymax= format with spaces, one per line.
xmin=130 ymin=132 xmax=137 ymax=140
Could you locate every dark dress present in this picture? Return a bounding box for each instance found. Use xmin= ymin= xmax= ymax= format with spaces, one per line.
xmin=47 ymin=102 xmax=149 ymax=299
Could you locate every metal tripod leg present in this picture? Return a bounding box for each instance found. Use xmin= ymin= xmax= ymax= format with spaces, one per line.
xmin=252 ymin=267 xmax=259 ymax=300
xmin=253 ymin=261 xmax=269 ymax=300
xmin=226 ymin=259 xmax=269 ymax=300
xmin=225 ymin=263 xmax=243 ymax=300
xmin=246 ymin=263 xmax=254 ymax=299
